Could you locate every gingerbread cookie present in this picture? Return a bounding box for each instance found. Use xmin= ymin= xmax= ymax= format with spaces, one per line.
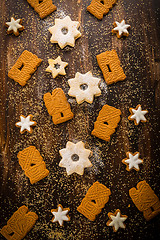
xmin=17 ymin=146 xmax=49 ymax=184
xmin=5 ymin=17 xmax=24 ymax=36
xmin=87 ymin=0 xmax=117 ymax=20
xmin=107 ymin=209 xmax=127 ymax=232
xmin=0 ymin=205 xmax=38 ymax=240
xmin=68 ymin=71 xmax=101 ymax=104
xmin=77 ymin=181 xmax=111 ymax=221
xmin=112 ymin=20 xmax=131 ymax=38
xmin=59 ymin=141 xmax=92 ymax=175
xmin=128 ymin=104 xmax=148 ymax=125
xmin=129 ymin=180 xmax=160 ymax=221
xmin=8 ymin=50 xmax=42 ymax=86
xmin=51 ymin=204 xmax=70 ymax=226
xmin=96 ymin=49 xmax=126 ymax=85
xmin=91 ymin=104 xmax=121 ymax=141
xmin=44 ymin=88 xmax=74 ymax=124
xmin=122 ymin=152 xmax=143 ymax=171
xmin=48 ymin=16 xmax=81 ymax=49
xmin=27 ymin=0 xmax=57 ymax=19
xmin=15 ymin=114 xmax=37 ymax=134
xmin=46 ymin=56 xmax=68 ymax=78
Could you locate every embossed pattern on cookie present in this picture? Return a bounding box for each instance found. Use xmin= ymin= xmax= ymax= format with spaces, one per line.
xmin=8 ymin=50 xmax=42 ymax=86
xmin=87 ymin=0 xmax=117 ymax=20
xmin=27 ymin=0 xmax=57 ymax=19
xmin=17 ymin=146 xmax=49 ymax=184
xmin=129 ymin=181 xmax=160 ymax=221
xmin=92 ymin=104 xmax=121 ymax=141
xmin=97 ymin=49 xmax=126 ymax=85
xmin=44 ymin=88 xmax=74 ymax=124
xmin=0 ymin=205 xmax=38 ymax=240
xmin=77 ymin=181 xmax=111 ymax=221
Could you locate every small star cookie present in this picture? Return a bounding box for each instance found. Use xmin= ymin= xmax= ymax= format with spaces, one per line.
xmin=68 ymin=71 xmax=101 ymax=104
xmin=51 ymin=204 xmax=70 ymax=226
xmin=59 ymin=141 xmax=92 ymax=175
xmin=48 ymin=16 xmax=81 ymax=49
xmin=15 ymin=115 xmax=37 ymax=134
xmin=46 ymin=56 xmax=68 ymax=78
xmin=5 ymin=17 xmax=24 ymax=36
xmin=107 ymin=209 xmax=128 ymax=232
xmin=112 ymin=20 xmax=131 ymax=38
xmin=128 ymin=104 xmax=148 ymax=125
xmin=122 ymin=152 xmax=143 ymax=171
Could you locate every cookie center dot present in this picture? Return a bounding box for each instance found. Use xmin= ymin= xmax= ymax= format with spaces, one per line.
xmin=39 ymin=0 xmax=43 ymax=4
xmin=71 ymin=154 xmax=79 ymax=161
xmin=80 ymin=84 xmax=88 ymax=91
xmin=100 ymin=0 xmax=104 ymax=4
xmin=61 ymin=27 xmax=68 ymax=35
xmin=54 ymin=63 xmax=60 ymax=69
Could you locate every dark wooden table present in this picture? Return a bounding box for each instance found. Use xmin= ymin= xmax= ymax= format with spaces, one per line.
xmin=0 ymin=0 xmax=160 ymax=239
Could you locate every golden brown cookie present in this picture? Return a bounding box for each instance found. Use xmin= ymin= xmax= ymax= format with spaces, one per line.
xmin=96 ymin=49 xmax=126 ymax=85
xmin=87 ymin=0 xmax=117 ymax=20
xmin=8 ymin=50 xmax=42 ymax=86
xmin=0 ymin=205 xmax=38 ymax=240
xmin=77 ymin=181 xmax=111 ymax=221
xmin=44 ymin=88 xmax=74 ymax=124
xmin=27 ymin=0 xmax=57 ymax=19
xmin=17 ymin=146 xmax=49 ymax=184
xmin=5 ymin=17 xmax=24 ymax=36
xmin=129 ymin=180 xmax=160 ymax=221
xmin=91 ymin=104 xmax=121 ymax=141
xmin=107 ymin=209 xmax=127 ymax=232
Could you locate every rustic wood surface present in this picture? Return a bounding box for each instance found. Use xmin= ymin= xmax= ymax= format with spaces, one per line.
xmin=0 ymin=0 xmax=160 ymax=239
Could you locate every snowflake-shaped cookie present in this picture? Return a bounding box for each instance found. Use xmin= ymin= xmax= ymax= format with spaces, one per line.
xmin=51 ymin=204 xmax=70 ymax=226
xmin=15 ymin=115 xmax=36 ymax=134
xmin=46 ymin=56 xmax=68 ymax=78
xmin=122 ymin=152 xmax=143 ymax=171
xmin=59 ymin=141 xmax=92 ymax=175
xmin=107 ymin=209 xmax=128 ymax=232
xmin=112 ymin=20 xmax=131 ymax=38
xmin=68 ymin=71 xmax=101 ymax=104
xmin=5 ymin=17 xmax=24 ymax=36
xmin=48 ymin=16 xmax=81 ymax=49
xmin=128 ymin=104 xmax=148 ymax=125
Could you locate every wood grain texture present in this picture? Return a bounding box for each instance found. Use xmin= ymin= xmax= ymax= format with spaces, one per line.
xmin=0 ymin=0 xmax=160 ymax=239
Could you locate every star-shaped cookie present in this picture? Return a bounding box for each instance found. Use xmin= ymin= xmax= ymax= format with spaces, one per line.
xmin=51 ymin=204 xmax=70 ymax=226
xmin=46 ymin=56 xmax=68 ymax=78
xmin=122 ymin=152 xmax=143 ymax=171
xmin=5 ymin=17 xmax=24 ymax=36
xmin=15 ymin=115 xmax=37 ymax=134
xmin=107 ymin=209 xmax=128 ymax=232
xmin=128 ymin=104 xmax=148 ymax=125
xmin=112 ymin=20 xmax=131 ymax=38
xmin=48 ymin=16 xmax=81 ymax=49
xmin=68 ymin=71 xmax=101 ymax=104
xmin=59 ymin=141 xmax=92 ymax=175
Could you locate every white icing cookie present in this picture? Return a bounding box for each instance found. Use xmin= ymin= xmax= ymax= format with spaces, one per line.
xmin=5 ymin=17 xmax=24 ymax=36
xmin=128 ymin=104 xmax=148 ymax=125
xmin=59 ymin=141 xmax=92 ymax=175
xmin=112 ymin=20 xmax=131 ymax=38
xmin=122 ymin=152 xmax=143 ymax=171
xmin=15 ymin=115 xmax=36 ymax=134
xmin=46 ymin=56 xmax=68 ymax=78
xmin=51 ymin=204 xmax=70 ymax=226
xmin=107 ymin=209 xmax=128 ymax=232
xmin=68 ymin=71 xmax=101 ymax=104
xmin=48 ymin=16 xmax=81 ymax=49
